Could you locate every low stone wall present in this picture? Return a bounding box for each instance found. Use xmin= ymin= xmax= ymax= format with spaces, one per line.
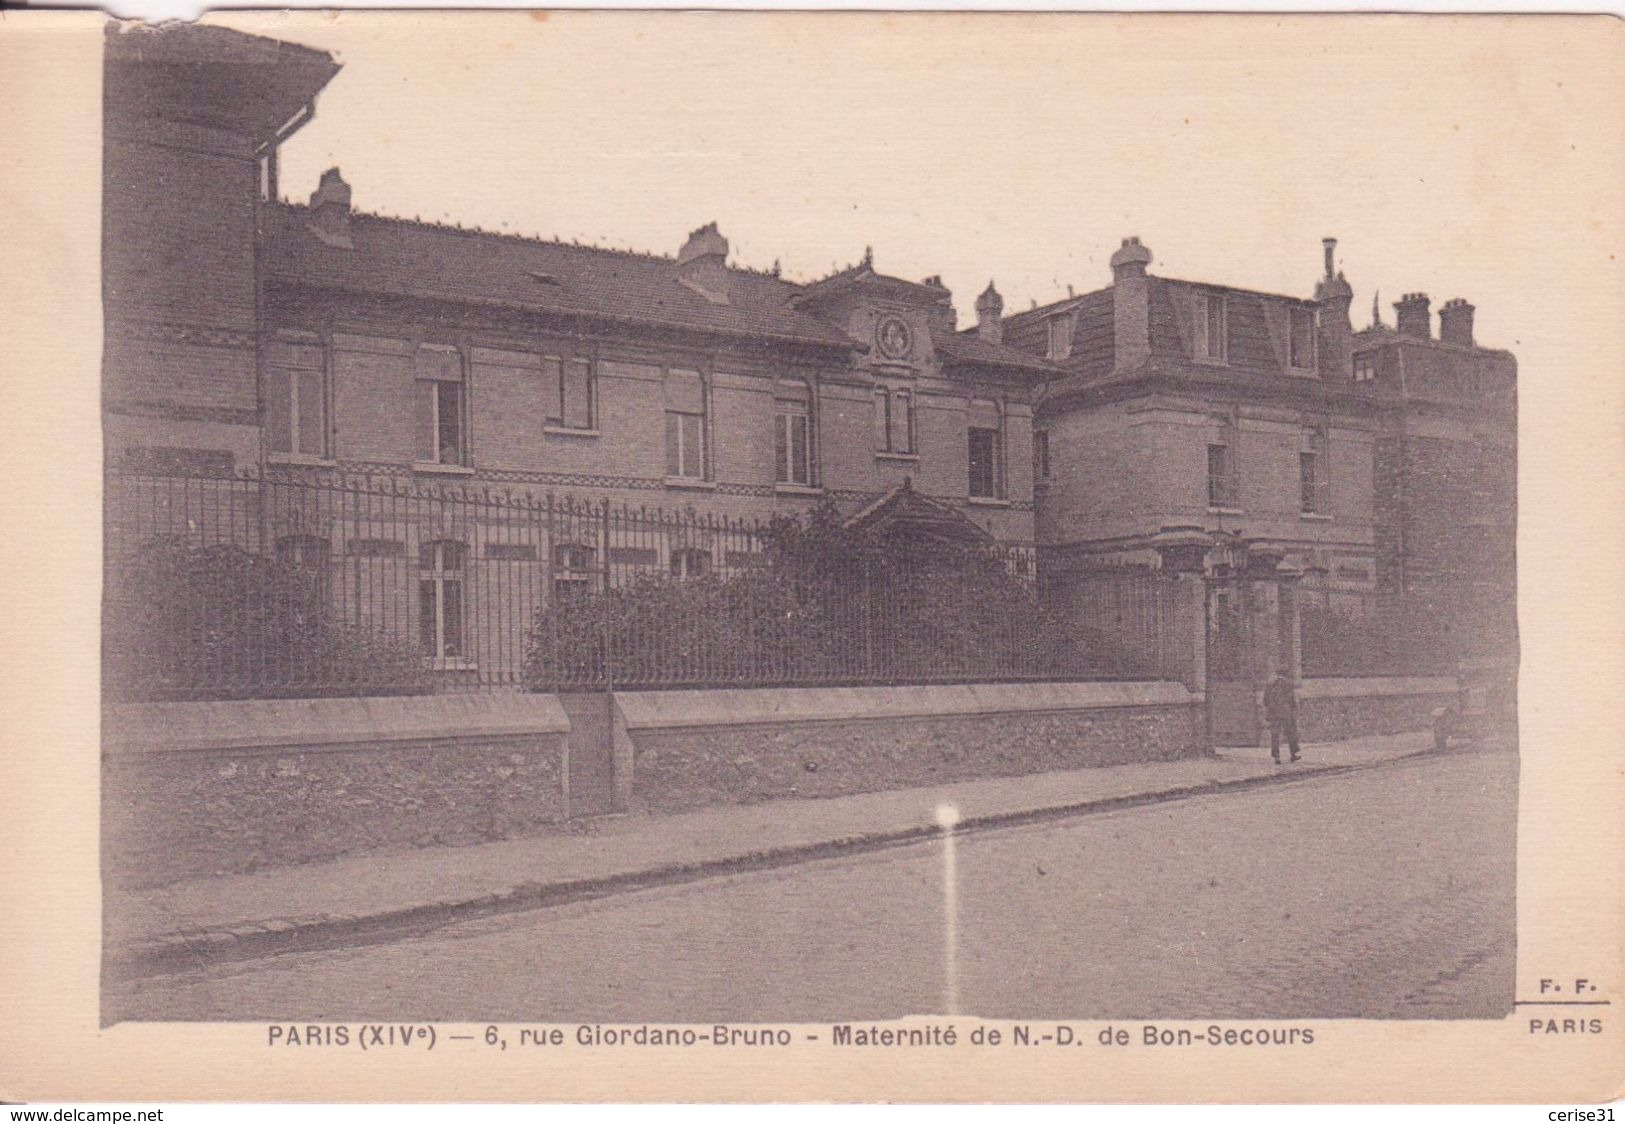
xmin=615 ymin=682 xmax=1205 ymax=815
xmin=1296 ymin=677 xmax=1459 ymax=742
xmin=102 ymin=695 xmax=570 ymax=888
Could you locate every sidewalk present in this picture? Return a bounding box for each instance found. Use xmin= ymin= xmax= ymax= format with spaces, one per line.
xmin=106 ymin=731 xmax=1437 ymax=976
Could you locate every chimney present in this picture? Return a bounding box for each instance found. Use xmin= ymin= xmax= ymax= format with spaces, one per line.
xmin=676 ymin=221 xmax=729 ymax=304
xmin=1439 ymin=298 xmax=1475 ymax=348
xmin=975 ymin=281 xmax=1004 ymax=344
xmin=308 ymin=167 xmax=353 ymax=249
xmin=1394 ymin=292 xmax=1432 ymax=339
xmin=1110 ymin=236 xmax=1153 ymax=370
xmin=923 ymin=278 xmax=957 ymax=333
xmin=1313 ymin=237 xmax=1354 ymax=375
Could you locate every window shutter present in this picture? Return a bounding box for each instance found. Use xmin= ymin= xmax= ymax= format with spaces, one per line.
xmin=415 ymin=379 xmax=437 ymax=462
xmin=664 ymin=412 xmax=682 ymax=476
xmin=563 ymin=360 xmax=592 ymax=428
xmin=775 ymin=412 xmax=789 ymax=482
xmin=540 ymin=357 xmax=563 ymax=424
xmin=296 ymin=368 xmax=324 ymax=456
xmin=892 ymin=389 xmax=913 ymax=453
xmin=265 ymin=365 xmax=293 ymax=452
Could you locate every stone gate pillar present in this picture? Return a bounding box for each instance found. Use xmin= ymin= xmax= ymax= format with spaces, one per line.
xmin=1153 ymin=527 xmax=1215 ymax=693
xmin=1242 ymin=539 xmax=1303 ymax=684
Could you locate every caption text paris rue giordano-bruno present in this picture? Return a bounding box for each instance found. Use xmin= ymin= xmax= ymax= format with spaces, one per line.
xmin=263 ymin=1022 xmax=1316 ymax=1050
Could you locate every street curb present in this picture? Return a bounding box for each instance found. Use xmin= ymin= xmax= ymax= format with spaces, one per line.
xmin=106 ymin=746 xmax=1442 ymax=981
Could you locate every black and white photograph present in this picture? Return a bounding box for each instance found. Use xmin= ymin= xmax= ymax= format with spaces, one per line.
xmin=2 ymin=7 xmax=1622 ymax=1106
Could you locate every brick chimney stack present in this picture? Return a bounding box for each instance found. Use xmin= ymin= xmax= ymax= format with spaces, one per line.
xmin=1394 ymin=292 xmax=1432 ymax=340
xmin=308 ymin=167 xmax=353 ymax=250
xmin=677 ymin=222 xmax=730 ymax=304
xmin=975 ymin=281 xmax=1004 ymax=344
xmin=1313 ymin=237 xmax=1354 ymax=376
xmin=1439 ymin=298 xmax=1476 ymax=348
xmin=1110 ymin=236 xmax=1153 ymax=370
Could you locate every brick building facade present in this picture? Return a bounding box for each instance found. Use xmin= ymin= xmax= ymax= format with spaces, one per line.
xmin=1002 ymin=235 xmax=1517 ymax=680
xmin=104 ymin=24 xmax=1056 ymax=552
xmin=103 ymin=23 xmax=1517 ymax=695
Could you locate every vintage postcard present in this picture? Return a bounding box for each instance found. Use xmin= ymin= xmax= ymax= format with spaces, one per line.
xmin=0 ymin=8 xmax=1621 ymax=1105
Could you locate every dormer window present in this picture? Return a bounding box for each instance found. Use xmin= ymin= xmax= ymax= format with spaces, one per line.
xmin=1289 ymin=307 xmax=1317 ymax=370
xmin=1047 ymin=314 xmax=1072 ymax=360
xmin=1354 ymin=354 xmax=1376 ymax=383
xmin=1197 ymin=293 xmax=1227 ymax=361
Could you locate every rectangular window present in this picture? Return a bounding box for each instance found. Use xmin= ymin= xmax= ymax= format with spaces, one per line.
xmin=552 ymin=543 xmax=597 ymax=603
xmin=265 ymin=337 xmax=327 ymax=457
xmin=874 ymin=387 xmax=915 ymax=454
xmin=1034 ymin=429 xmax=1051 ymax=481
xmin=968 ymin=428 xmax=1000 ymax=498
xmin=967 ymin=398 xmax=1003 ymax=499
xmin=419 ymin=541 xmax=465 ymax=660
xmin=1354 ymin=354 xmax=1376 ymax=382
xmin=1208 ymin=442 xmax=1239 ymax=509
xmin=776 ymin=390 xmax=812 ymax=485
xmin=1289 ymin=307 xmax=1316 ymax=369
xmin=664 ymin=368 xmax=706 ymax=478
xmin=1301 ymin=430 xmax=1331 ymax=514
xmin=543 ymin=356 xmax=594 ymax=429
xmin=414 ymin=344 xmax=465 ymax=465
xmin=1201 ymin=293 xmax=1227 ymax=360
xmin=670 ymin=547 xmax=711 ymax=579
xmin=1047 ymin=315 xmax=1072 ymax=360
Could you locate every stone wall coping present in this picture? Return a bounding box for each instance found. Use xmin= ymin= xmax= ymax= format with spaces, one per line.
xmin=1298 ymin=676 xmax=1458 ymax=700
xmin=615 ymin=681 xmax=1197 ymax=731
xmin=103 ymin=693 xmax=570 ymax=755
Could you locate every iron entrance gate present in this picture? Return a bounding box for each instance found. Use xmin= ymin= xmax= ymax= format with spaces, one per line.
xmin=1206 ymin=576 xmax=1259 ymax=746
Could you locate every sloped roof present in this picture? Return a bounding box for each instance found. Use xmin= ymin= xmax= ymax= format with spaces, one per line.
xmin=793 ymin=264 xmax=949 ymax=308
xmin=264 ymin=205 xmax=860 ymax=350
xmin=844 ymin=479 xmax=994 ymax=545
xmin=932 ymin=324 xmax=1065 ymax=378
xmin=998 ymin=291 xmax=1099 ymax=334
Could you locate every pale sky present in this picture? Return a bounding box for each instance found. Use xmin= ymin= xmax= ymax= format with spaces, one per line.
xmin=225 ymin=11 xmax=1614 ymax=360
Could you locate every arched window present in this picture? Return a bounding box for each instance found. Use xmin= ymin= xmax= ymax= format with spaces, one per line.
xmin=419 ymin=540 xmax=465 ymax=659
xmin=670 ymin=547 xmax=711 ymax=579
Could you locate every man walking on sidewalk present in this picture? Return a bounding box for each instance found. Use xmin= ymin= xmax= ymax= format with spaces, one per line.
xmin=1264 ymin=670 xmax=1302 ymax=764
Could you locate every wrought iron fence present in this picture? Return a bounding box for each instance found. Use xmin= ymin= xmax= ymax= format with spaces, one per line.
xmin=103 ymin=466 xmax=1097 ymax=700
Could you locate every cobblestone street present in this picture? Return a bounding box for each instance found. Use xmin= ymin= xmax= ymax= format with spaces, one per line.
xmin=109 ymin=746 xmax=1516 ymax=1023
